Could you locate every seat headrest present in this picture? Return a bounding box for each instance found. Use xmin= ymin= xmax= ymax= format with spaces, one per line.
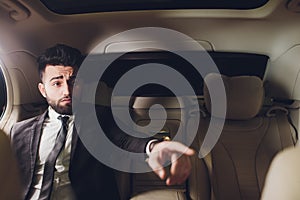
xmin=204 ymin=73 xmax=264 ymax=120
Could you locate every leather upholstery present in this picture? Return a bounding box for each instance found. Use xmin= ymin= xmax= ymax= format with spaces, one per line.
xmin=204 ymin=73 xmax=264 ymax=120
xmin=189 ymin=74 xmax=295 ymax=200
xmin=261 ymin=145 xmax=300 ymax=200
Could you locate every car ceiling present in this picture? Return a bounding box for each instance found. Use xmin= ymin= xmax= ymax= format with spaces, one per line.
xmin=0 ymin=0 xmax=298 ymax=60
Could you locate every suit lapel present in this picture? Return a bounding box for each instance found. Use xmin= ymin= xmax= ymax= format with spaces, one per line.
xmin=30 ymin=111 xmax=47 ymax=175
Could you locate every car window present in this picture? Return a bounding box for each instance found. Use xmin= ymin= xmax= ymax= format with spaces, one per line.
xmin=40 ymin=0 xmax=269 ymax=14
xmin=0 ymin=66 xmax=6 ymax=119
xmin=98 ymin=51 xmax=268 ymax=97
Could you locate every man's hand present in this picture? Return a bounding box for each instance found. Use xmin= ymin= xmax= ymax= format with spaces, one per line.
xmin=147 ymin=141 xmax=195 ymax=185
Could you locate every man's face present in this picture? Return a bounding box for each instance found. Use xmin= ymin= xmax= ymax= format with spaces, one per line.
xmin=38 ymin=65 xmax=80 ymax=115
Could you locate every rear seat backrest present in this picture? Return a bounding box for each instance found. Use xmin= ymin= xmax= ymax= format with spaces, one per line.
xmin=190 ymin=73 xmax=295 ymax=200
xmin=129 ymin=96 xmax=211 ymax=200
xmin=129 ymin=96 xmax=187 ymax=200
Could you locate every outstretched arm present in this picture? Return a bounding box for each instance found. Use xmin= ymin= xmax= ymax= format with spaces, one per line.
xmin=147 ymin=141 xmax=195 ymax=185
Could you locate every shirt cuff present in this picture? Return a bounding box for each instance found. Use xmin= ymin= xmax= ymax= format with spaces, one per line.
xmin=145 ymin=139 xmax=159 ymax=156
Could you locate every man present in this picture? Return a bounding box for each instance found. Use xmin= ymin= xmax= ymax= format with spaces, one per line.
xmin=10 ymin=44 xmax=194 ymax=199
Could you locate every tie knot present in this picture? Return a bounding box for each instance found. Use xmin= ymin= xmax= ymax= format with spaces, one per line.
xmin=58 ymin=115 xmax=69 ymax=126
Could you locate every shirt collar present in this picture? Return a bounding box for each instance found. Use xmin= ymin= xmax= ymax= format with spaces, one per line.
xmin=48 ymin=106 xmax=74 ymax=122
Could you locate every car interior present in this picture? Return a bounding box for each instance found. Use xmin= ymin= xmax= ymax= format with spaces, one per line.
xmin=0 ymin=0 xmax=299 ymax=199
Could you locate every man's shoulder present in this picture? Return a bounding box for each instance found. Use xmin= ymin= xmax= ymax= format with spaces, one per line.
xmin=15 ymin=115 xmax=41 ymax=126
xmin=9 ymin=114 xmax=44 ymax=146
xmin=12 ymin=113 xmax=45 ymax=134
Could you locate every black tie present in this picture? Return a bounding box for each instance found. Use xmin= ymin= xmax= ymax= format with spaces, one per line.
xmin=39 ymin=116 xmax=69 ymax=200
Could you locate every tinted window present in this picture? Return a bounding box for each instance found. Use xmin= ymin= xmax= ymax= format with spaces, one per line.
xmin=95 ymin=51 xmax=268 ymax=97
xmin=40 ymin=0 xmax=269 ymax=14
xmin=0 ymin=67 xmax=6 ymax=118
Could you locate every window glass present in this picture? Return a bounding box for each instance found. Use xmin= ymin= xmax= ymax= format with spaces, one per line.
xmin=0 ymin=66 xmax=6 ymax=119
xmin=40 ymin=0 xmax=269 ymax=14
xmin=97 ymin=51 xmax=268 ymax=97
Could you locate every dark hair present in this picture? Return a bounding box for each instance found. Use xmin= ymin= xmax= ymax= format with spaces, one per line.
xmin=37 ymin=44 xmax=83 ymax=80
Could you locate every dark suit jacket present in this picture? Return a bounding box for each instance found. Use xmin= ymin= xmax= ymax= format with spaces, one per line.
xmin=10 ymin=105 xmax=151 ymax=200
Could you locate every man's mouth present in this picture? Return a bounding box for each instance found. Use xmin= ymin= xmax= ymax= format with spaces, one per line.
xmin=61 ymin=98 xmax=72 ymax=103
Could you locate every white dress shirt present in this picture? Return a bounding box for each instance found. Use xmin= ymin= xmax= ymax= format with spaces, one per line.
xmin=28 ymin=107 xmax=75 ymax=200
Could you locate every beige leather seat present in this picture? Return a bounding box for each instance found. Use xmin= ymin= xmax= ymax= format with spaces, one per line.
xmin=189 ymin=73 xmax=295 ymax=200
xmin=0 ymin=129 xmax=21 ymax=200
xmin=129 ymin=96 xmax=188 ymax=200
xmin=261 ymin=145 xmax=300 ymax=200
xmin=131 ymin=97 xmax=210 ymax=200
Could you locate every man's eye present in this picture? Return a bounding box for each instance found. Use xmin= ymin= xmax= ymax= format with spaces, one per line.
xmin=53 ymin=82 xmax=61 ymax=86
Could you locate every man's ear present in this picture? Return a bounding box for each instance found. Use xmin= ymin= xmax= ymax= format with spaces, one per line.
xmin=38 ymin=83 xmax=46 ymax=98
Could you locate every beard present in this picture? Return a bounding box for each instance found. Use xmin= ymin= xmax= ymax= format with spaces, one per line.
xmin=47 ymin=97 xmax=73 ymax=115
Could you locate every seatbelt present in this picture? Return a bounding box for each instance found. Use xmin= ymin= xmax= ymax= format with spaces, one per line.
xmin=266 ymin=106 xmax=297 ymax=146
xmin=287 ymin=114 xmax=299 ymax=142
